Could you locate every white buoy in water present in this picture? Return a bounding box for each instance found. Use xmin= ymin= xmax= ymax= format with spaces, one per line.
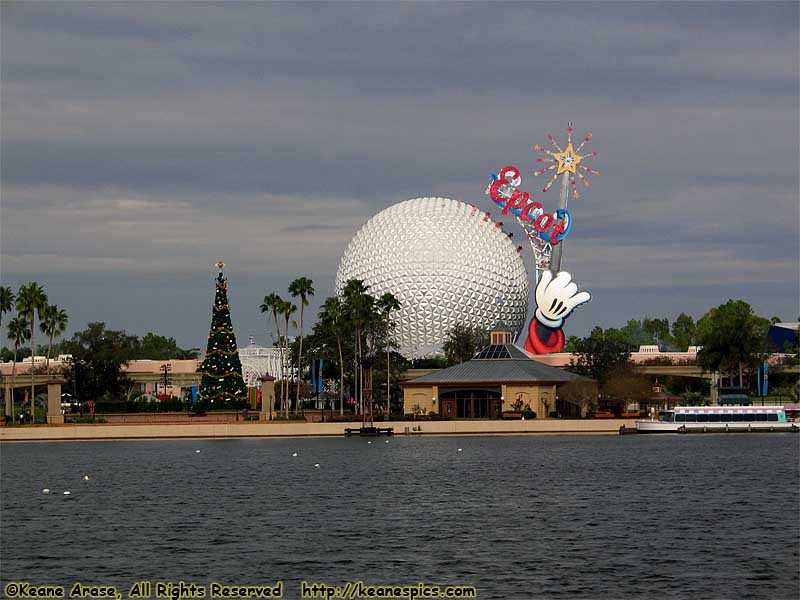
xmin=385 ymin=440 xmax=389 ymax=443
xmin=42 ymin=488 xmax=50 ymax=494
xmin=314 ymin=463 xmax=320 ymax=468
xmin=83 ymin=475 xmax=90 ymax=481
xmin=367 ymin=441 xmax=372 ymax=445
xmin=292 ymin=452 xmax=298 ymax=457
xmin=63 ymin=491 xmax=71 ymax=495
xmin=458 ymin=448 xmax=463 ymax=452
xmin=196 ymin=450 xmax=201 ymax=453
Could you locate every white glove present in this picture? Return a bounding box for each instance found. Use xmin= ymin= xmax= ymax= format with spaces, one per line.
xmin=534 ymin=270 xmax=591 ymax=329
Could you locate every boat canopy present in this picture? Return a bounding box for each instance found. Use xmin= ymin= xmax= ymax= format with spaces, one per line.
xmin=717 ymin=394 xmax=752 ymax=405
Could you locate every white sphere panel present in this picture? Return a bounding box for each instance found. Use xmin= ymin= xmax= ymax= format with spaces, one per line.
xmin=335 ymin=197 xmax=529 ymax=357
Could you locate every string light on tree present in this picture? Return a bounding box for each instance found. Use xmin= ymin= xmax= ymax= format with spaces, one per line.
xmin=197 ymin=262 xmax=247 ymax=410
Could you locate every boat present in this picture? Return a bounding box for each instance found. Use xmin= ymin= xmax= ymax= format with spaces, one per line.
xmin=635 ymin=406 xmax=799 ymax=434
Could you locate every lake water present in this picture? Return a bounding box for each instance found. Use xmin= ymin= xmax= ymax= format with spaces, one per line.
xmin=1 ymin=434 xmax=798 ymax=599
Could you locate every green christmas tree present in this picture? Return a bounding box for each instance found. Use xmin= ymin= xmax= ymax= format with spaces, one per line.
xmin=197 ymin=263 xmax=247 ymax=410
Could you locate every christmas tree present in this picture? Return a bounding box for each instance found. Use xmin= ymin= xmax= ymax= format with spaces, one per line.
xmin=197 ymin=263 xmax=247 ymax=410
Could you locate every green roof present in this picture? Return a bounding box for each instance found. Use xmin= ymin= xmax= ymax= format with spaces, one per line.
xmin=718 ymin=394 xmax=752 ymax=405
xmin=403 ymin=344 xmax=588 ymax=386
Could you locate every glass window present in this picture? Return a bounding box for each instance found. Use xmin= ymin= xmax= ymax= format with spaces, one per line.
xmin=767 ymin=413 xmax=778 ymax=422
xmin=697 ymin=414 xmax=709 ymax=422
xmin=674 ymin=414 xmax=685 ymax=422
xmin=756 ymin=413 xmax=768 ymax=422
xmin=684 ymin=414 xmax=697 ymax=422
xmin=708 ymin=414 xmax=721 ymax=422
xmin=662 ymin=413 xmax=674 ymax=422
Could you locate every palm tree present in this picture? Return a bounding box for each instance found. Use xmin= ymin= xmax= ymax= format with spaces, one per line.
xmin=342 ymin=279 xmax=374 ymax=415
xmin=319 ymin=297 xmax=346 ymax=415
xmin=16 ymin=283 xmax=48 ymax=423
xmin=281 ymin=300 xmax=297 ymax=416
xmin=288 ymin=277 xmax=314 ymax=412
xmin=378 ymin=292 xmax=401 ymax=416
xmin=7 ymin=316 xmax=31 ymax=421
xmin=0 ymin=286 xmax=14 ymax=340
xmin=260 ymin=293 xmax=284 ymax=418
xmin=40 ymin=304 xmax=69 ymax=374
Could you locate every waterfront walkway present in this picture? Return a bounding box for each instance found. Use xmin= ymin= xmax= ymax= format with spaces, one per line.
xmin=0 ymin=419 xmax=637 ymax=441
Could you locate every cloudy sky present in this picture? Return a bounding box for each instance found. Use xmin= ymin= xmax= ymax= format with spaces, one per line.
xmin=2 ymin=1 xmax=798 ymax=352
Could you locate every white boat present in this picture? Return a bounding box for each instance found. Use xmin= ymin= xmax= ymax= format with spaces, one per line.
xmin=636 ymin=405 xmax=799 ymax=433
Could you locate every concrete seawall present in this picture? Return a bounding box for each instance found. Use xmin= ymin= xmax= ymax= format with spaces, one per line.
xmin=0 ymin=419 xmax=638 ymax=442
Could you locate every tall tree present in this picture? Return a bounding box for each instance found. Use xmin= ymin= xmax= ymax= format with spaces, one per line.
xmin=617 ymin=320 xmax=650 ymax=349
xmin=280 ymin=300 xmax=297 ymax=415
xmin=696 ymin=300 xmax=772 ymax=386
xmin=342 ymin=279 xmax=374 ymax=414
xmin=16 ymin=282 xmax=48 ymax=422
xmin=40 ymin=304 xmax=68 ymax=374
xmin=197 ymin=267 xmax=247 ymax=410
xmin=317 ymin=296 xmax=347 ymax=415
xmin=643 ymin=317 xmax=671 ymax=349
xmin=442 ymin=324 xmax=489 ymax=366
xmin=378 ymin=292 xmax=401 ymax=414
xmin=0 ymin=286 xmax=14 ymax=341
xmin=602 ymin=365 xmax=652 ymax=408
xmin=558 ymin=379 xmax=599 ymax=417
xmin=571 ymin=326 xmax=632 ymax=384
xmin=136 ymin=332 xmax=198 ymax=360
xmin=288 ymin=277 xmax=314 ymax=411
xmin=671 ymin=313 xmax=696 ymax=351
xmin=6 ymin=316 xmax=30 ymax=419
xmin=61 ymin=322 xmax=139 ymax=403
xmin=259 ymin=293 xmax=284 ymax=417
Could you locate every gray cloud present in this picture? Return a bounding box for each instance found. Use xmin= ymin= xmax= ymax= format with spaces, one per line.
xmin=1 ymin=1 xmax=797 ymax=350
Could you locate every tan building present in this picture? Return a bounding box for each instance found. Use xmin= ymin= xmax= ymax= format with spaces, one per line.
xmin=401 ymin=329 xmax=588 ymax=419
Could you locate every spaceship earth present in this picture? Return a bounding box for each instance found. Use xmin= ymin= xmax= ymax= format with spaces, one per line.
xmin=335 ymin=197 xmax=529 ymax=358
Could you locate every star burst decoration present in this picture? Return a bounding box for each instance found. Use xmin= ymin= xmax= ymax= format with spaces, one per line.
xmin=533 ymin=125 xmax=600 ymax=199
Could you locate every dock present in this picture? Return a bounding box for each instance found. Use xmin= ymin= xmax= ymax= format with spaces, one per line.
xmin=344 ymin=426 xmax=394 ymax=437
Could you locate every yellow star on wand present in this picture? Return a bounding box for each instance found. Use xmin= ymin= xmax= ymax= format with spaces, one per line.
xmin=533 ymin=125 xmax=600 ymax=198
xmin=551 ymin=144 xmax=583 ymax=175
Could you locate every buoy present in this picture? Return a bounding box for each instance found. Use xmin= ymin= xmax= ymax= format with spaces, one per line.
xmin=385 ymin=440 xmax=389 ymax=443
xmin=458 ymin=448 xmax=463 ymax=452
xmin=367 ymin=441 xmax=372 ymax=445
xmin=63 ymin=491 xmax=71 ymax=495
xmin=292 ymin=452 xmax=298 ymax=457
xmin=83 ymin=475 xmax=90 ymax=481
xmin=42 ymin=488 xmax=50 ymax=494
xmin=314 ymin=463 xmax=320 ymax=468
xmin=195 ymin=450 xmax=201 ymax=453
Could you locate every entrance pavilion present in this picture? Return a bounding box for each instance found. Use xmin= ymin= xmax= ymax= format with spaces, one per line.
xmin=401 ymin=329 xmax=588 ymax=419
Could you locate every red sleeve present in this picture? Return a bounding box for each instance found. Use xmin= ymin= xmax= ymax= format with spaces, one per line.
xmin=524 ymin=318 xmax=565 ymax=354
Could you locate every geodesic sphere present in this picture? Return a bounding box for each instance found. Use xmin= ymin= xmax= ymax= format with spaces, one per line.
xmin=335 ymin=197 xmax=529 ymax=358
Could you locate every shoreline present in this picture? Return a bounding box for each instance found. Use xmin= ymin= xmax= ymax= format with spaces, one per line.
xmin=0 ymin=419 xmax=637 ymax=442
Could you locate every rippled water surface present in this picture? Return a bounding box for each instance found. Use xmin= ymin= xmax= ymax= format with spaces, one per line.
xmin=2 ymin=435 xmax=798 ymax=599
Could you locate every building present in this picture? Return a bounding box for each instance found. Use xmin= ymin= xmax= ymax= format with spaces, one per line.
xmin=768 ymin=322 xmax=799 ymax=353
xmin=238 ymin=340 xmax=290 ymax=387
xmin=401 ymin=328 xmax=588 ymax=419
xmin=335 ymin=197 xmax=529 ymax=358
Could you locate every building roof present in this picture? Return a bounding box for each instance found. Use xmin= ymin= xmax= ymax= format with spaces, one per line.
xmin=402 ymin=344 xmax=589 ymax=386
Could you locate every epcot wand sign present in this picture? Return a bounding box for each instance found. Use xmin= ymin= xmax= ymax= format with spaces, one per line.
xmin=485 ymin=123 xmax=600 ymax=355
